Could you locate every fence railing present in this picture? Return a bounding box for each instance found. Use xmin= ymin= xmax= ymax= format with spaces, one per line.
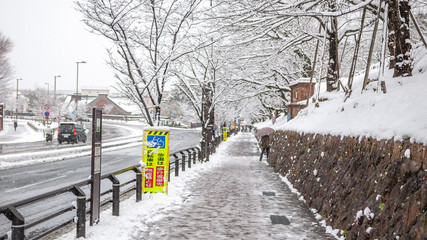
xmin=0 ymin=128 xmax=228 ymax=240
xmin=0 ymin=147 xmax=205 ymax=240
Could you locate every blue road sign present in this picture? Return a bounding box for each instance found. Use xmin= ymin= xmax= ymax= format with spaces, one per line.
xmin=146 ymin=135 xmax=166 ymax=149
xmin=44 ymin=112 xmax=50 ymax=117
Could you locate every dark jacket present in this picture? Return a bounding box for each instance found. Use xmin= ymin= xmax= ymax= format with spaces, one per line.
xmin=260 ymin=135 xmax=270 ymax=148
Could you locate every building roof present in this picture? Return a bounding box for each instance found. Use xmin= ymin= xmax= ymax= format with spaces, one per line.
xmin=87 ymin=94 xmax=131 ymax=115
xmin=289 ymin=77 xmax=316 ymax=87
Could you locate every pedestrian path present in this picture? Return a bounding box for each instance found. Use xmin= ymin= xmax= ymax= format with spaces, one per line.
xmin=58 ymin=132 xmax=336 ymax=240
xmin=135 ymin=132 xmax=335 ymax=240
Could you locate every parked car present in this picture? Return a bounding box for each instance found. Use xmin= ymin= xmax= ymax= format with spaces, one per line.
xmin=57 ymin=122 xmax=87 ymax=144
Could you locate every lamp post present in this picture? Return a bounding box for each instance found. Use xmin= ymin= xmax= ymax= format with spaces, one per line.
xmin=16 ymin=78 xmax=22 ymax=119
xmin=75 ymin=61 xmax=86 ymax=117
xmin=53 ymin=75 xmax=61 ymax=122
xmin=54 ymin=75 xmax=61 ymax=101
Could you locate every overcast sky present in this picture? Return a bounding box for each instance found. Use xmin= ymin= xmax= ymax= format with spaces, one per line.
xmin=0 ymin=0 xmax=116 ymax=92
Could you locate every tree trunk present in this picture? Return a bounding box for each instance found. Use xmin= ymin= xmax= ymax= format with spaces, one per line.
xmin=387 ymin=2 xmax=397 ymax=69
xmin=326 ymin=15 xmax=339 ymax=91
xmin=154 ymin=106 xmax=161 ymax=126
xmin=394 ymin=0 xmax=412 ymax=77
xmin=388 ymin=0 xmax=412 ymax=77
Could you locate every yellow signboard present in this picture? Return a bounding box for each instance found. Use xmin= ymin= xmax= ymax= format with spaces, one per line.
xmin=222 ymin=127 xmax=227 ymax=141
xmin=142 ymin=128 xmax=170 ymax=194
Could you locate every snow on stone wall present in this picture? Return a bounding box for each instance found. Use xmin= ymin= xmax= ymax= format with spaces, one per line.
xmin=268 ymin=130 xmax=426 ymax=240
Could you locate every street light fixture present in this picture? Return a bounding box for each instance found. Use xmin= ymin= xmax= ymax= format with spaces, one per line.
xmin=16 ymin=78 xmax=22 ymax=119
xmin=75 ymin=61 xmax=86 ymax=117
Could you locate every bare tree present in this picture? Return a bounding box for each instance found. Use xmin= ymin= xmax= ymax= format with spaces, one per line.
xmin=173 ymin=43 xmax=229 ymax=158
xmin=77 ymin=0 xmax=203 ymax=126
xmin=0 ymin=33 xmax=14 ymax=103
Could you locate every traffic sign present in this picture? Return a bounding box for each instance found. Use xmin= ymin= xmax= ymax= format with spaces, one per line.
xmin=44 ymin=104 xmax=50 ymax=109
xmin=44 ymin=112 xmax=50 ymax=117
xmin=142 ymin=128 xmax=170 ymax=194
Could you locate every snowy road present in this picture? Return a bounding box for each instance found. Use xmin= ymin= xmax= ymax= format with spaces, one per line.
xmin=0 ymin=129 xmax=201 ymax=205
xmin=0 ymin=128 xmax=201 ymax=237
xmin=0 ymin=119 xmax=136 ymax=154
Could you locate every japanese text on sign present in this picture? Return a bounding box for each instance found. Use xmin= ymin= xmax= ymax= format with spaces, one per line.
xmin=142 ymin=129 xmax=170 ymax=194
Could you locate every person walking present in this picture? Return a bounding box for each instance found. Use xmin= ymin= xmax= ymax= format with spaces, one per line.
xmin=13 ymin=121 xmax=18 ymax=131
xmin=259 ymin=135 xmax=270 ymax=161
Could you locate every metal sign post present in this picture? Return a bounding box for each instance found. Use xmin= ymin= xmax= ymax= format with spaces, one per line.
xmin=142 ymin=128 xmax=170 ymax=194
xmin=90 ymin=108 xmax=102 ymax=225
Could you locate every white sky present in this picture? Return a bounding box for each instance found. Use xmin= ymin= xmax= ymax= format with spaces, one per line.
xmin=0 ymin=0 xmax=116 ymax=92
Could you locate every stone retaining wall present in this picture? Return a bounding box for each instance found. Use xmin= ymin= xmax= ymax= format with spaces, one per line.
xmin=268 ymin=130 xmax=426 ymax=240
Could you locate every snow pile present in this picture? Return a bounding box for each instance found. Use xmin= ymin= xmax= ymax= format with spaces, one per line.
xmin=0 ymin=119 xmax=46 ymax=144
xmin=271 ymin=48 xmax=427 ymax=145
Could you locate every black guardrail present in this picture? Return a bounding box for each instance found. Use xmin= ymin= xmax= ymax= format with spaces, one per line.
xmin=0 ymin=145 xmax=212 ymax=240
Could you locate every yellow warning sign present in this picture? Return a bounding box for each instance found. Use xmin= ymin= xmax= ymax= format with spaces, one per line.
xmin=142 ymin=128 xmax=170 ymax=194
xmin=222 ymin=128 xmax=227 ymax=141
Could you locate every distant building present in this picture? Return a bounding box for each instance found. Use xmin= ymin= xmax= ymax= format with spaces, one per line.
xmin=81 ymin=88 xmax=109 ymax=97
xmin=287 ymin=78 xmax=316 ymax=120
xmin=86 ymin=94 xmax=131 ymax=115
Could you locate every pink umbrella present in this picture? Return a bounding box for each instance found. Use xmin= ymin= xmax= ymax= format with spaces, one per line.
xmin=256 ymin=127 xmax=275 ymax=137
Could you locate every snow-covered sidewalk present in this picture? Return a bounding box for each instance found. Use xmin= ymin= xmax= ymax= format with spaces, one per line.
xmin=57 ymin=132 xmax=335 ymax=240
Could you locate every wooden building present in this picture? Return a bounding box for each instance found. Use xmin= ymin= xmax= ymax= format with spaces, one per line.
xmin=287 ymin=78 xmax=316 ymax=119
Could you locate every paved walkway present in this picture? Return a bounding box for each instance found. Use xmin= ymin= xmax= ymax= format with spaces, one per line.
xmin=137 ymin=133 xmax=335 ymax=240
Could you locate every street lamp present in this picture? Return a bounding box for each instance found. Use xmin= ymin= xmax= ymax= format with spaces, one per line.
xmin=16 ymin=78 xmax=22 ymax=119
xmin=75 ymin=61 xmax=86 ymax=117
xmin=54 ymin=75 xmax=61 ymax=100
xmin=53 ymin=75 xmax=61 ymax=122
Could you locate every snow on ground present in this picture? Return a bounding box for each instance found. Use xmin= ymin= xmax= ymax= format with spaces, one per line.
xmin=0 ymin=119 xmax=47 ymax=144
xmin=0 ymin=138 xmax=142 ymax=170
xmin=57 ymin=133 xmax=337 ymax=240
xmin=260 ymin=47 xmax=427 ymax=145
xmin=0 ymin=119 xmax=198 ymax=170
xmin=57 ymin=136 xmax=233 ymax=240
xmin=0 ymin=119 xmax=146 ymax=170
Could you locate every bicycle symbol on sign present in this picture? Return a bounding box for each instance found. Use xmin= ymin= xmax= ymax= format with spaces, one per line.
xmin=146 ymin=135 xmax=165 ymax=149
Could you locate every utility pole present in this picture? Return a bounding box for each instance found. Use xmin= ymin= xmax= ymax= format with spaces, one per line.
xmin=54 ymin=75 xmax=61 ymax=102
xmin=75 ymin=61 xmax=86 ymax=118
xmin=16 ymin=78 xmax=22 ymax=119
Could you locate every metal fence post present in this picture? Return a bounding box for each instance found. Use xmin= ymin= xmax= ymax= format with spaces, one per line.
xmin=71 ymin=186 xmax=86 ymax=239
xmin=108 ymin=175 xmax=120 ymax=216
xmin=174 ymin=154 xmax=179 ymax=177
xmin=180 ymin=151 xmax=186 ymax=172
xmin=192 ymin=148 xmax=197 ymax=164
xmin=186 ymin=149 xmax=192 ymax=168
xmin=136 ymin=171 xmax=142 ymax=202
xmin=4 ymin=206 xmax=25 ymax=240
xmin=197 ymin=148 xmax=202 ymax=162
